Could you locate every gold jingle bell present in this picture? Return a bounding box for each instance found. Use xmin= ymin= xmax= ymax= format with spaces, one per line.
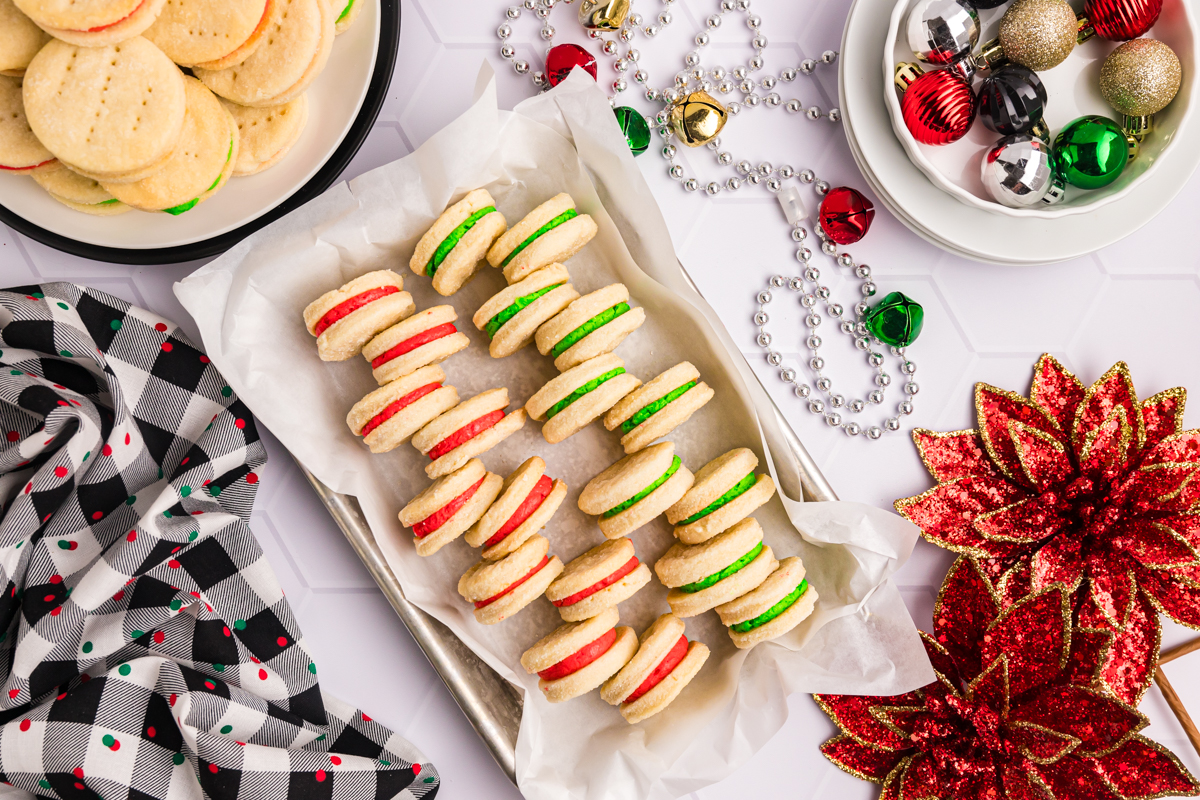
xmin=669 ymin=90 xmax=728 ymax=147
xmin=578 ymin=0 xmax=629 ymax=30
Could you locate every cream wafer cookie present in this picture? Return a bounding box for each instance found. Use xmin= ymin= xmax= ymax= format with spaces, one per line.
xmin=666 ymin=448 xmax=776 ymax=545
xmin=546 ymin=538 xmax=651 ymax=622
xmin=458 ymin=534 xmax=563 ymax=625
xmin=578 ymin=441 xmax=693 ymax=539
xmin=303 ymin=270 xmax=413 ymax=361
xmin=535 ymin=283 xmax=646 ymax=371
xmin=520 ymin=608 xmax=637 ymax=703
xmin=466 ymin=456 xmax=567 ymax=561
xmin=362 ymin=304 xmax=470 ymax=385
xmin=399 ymin=459 xmax=502 ymax=557
xmin=525 ymin=353 xmax=640 ymax=445
xmin=412 ymin=387 xmax=527 ymax=479
xmin=600 ymin=613 xmax=709 ymax=724
xmin=473 ymin=263 xmax=577 ymax=358
xmin=486 ymin=193 xmax=598 ymax=284
xmin=411 ymin=188 xmax=507 ymax=296
xmin=655 ymin=517 xmax=777 ymax=618
xmin=716 ymin=556 xmax=817 ymax=649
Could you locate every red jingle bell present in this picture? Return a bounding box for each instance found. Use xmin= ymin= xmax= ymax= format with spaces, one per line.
xmin=1084 ymin=0 xmax=1162 ymax=40
xmin=818 ymin=187 xmax=875 ymax=245
xmin=901 ymin=69 xmax=977 ymax=146
xmin=545 ymin=44 xmax=598 ymax=87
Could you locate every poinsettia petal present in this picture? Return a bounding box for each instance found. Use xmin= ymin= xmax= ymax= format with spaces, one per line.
xmin=1150 ymin=513 xmax=1200 ymax=551
xmin=1007 ymin=721 xmax=1081 ymax=763
xmin=1031 ymin=354 xmax=1086 ymax=433
xmin=974 ymin=496 xmax=1067 ymax=544
xmin=1002 ymin=762 xmax=1055 ymax=800
xmin=1124 ymin=431 xmax=1200 ymax=513
xmin=1030 ymin=533 xmax=1084 ymax=592
xmin=932 ymin=557 xmax=1000 ymax=681
xmin=896 ymin=478 xmax=1030 ymax=558
xmin=1077 ymin=586 xmax=1159 ymax=707
xmin=820 ymin=734 xmax=906 ymax=782
xmin=913 ymin=429 xmax=1002 ymax=482
xmin=1110 ymin=521 xmax=1200 ymax=570
xmin=1087 ymin=567 xmax=1137 ymax=628
xmin=966 ymin=656 xmax=1009 ymax=715
xmin=1092 ymin=734 xmax=1200 ymax=799
xmin=996 ymin=561 xmax=1033 ymax=608
xmin=1010 ymin=685 xmax=1143 ymax=756
xmin=1072 ymin=362 xmax=1144 ymax=481
xmin=977 ymin=383 xmax=1066 ymax=488
xmin=1142 ymin=388 xmax=1186 ymax=450
xmin=1010 ymin=420 xmax=1076 ymax=491
xmin=874 ymin=705 xmax=929 ymax=740
xmin=813 ymin=695 xmax=918 ymax=749
xmin=1138 ymin=568 xmax=1200 ymax=628
xmin=979 ymin=588 xmax=1069 ymax=697
xmin=1030 ymin=756 xmax=1121 ymax=800
xmin=1064 ymin=627 xmax=1113 ymax=690
xmin=920 ymin=631 xmax=964 ymax=690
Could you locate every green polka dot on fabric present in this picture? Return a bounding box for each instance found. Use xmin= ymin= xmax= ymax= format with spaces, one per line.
xmin=9 ymin=370 xmax=20 ymax=376
xmin=424 ymin=776 xmax=436 ymax=784
xmin=172 ymin=753 xmax=185 ymax=766
xmin=220 ymin=725 xmax=232 ymax=734
xmin=131 ymin=630 xmax=144 ymax=638
xmin=118 ymin=664 xmax=131 ymax=676
xmin=83 ymin=451 xmax=89 ymax=462
xmin=57 ymin=302 xmax=68 ymax=310
xmin=233 ymin=620 xmax=246 ymax=631
xmin=32 ymin=293 xmax=43 ymax=299
xmin=208 ymin=485 xmax=222 ymax=497
xmin=102 ymin=734 xmax=115 ymax=747
xmin=39 ymin=780 xmax=50 ymax=790
xmin=316 ymin=734 xmax=325 ymax=741
xmin=213 ymin=664 xmax=225 ymax=672
xmin=14 ymin=541 xmax=20 ymax=549
xmin=126 ymin=496 xmax=136 ymax=505
xmin=59 ymin=350 xmax=73 ymax=358
xmin=82 ymin=641 xmax=93 ymax=653
xmin=110 ymin=320 xmax=122 ymax=331
xmin=169 ymin=600 xmax=181 ymax=611
xmin=379 ymin=760 xmax=390 ymax=766
xmin=180 ymin=486 xmax=191 ymax=497
xmin=57 ymin=541 xmax=72 ymax=550
xmin=221 ymin=386 xmax=232 ymax=397
xmin=307 ymin=663 xmax=316 ymax=675
xmin=164 ymin=511 xmax=173 ymax=519
xmin=188 ymin=531 xmax=198 ymax=541
xmin=158 ymin=468 xmax=164 ymax=479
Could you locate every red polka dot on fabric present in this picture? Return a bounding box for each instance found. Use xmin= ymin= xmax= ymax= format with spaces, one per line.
xmin=91 ymin=511 xmax=103 ymax=520
xmin=23 ymin=484 xmax=31 ymax=494
xmin=246 ymin=472 xmax=258 ymax=485
xmin=73 ymin=768 xmax=84 ymax=779
xmin=235 ymin=419 xmax=246 ymax=429
xmin=169 ymin=693 xmax=177 ymax=706
xmin=50 ymin=607 xmax=61 ymax=616
xmin=125 ymin=433 xmax=131 ymax=445
xmin=200 ymin=355 xmax=210 ymax=363
xmin=276 ymin=636 xmax=287 ymax=647
xmin=161 ymin=343 xmax=173 ymax=353
xmin=153 ymin=632 xmax=164 ymax=644
xmin=155 ymin=323 xmax=168 ymax=332
xmin=18 ymin=720 xmax=29 ymax=732
xmin=102 ymin=444 xmax=112 ymax=456
xmin=54 ymin=467 xmax=68 ymax=478
xmin=315 ymin=770 xmax=326 ymax=782
xmin=208 ymin=764 xmax=218 ymax=774
xmin=5 ymin=431 xmax=17 ymax=442
xmin=412 ymin=763 xmax=421 ymax=775
xmin=74 ymin=782 xmax=84 ymax=791
xmin=168 ymin=560 xmax=180 ymax=569
xmin=147 ymin=726 xmax=156 ymax=738
xmin=362 ymin=714 xmax=372 ymax=722
xmin=126 ymin=531 xmax=137 ymax=542
xmin=258 ymin=669 xmax=268 ymax=681
xmin=49 ymin=575 xmax=62 ymax=584
xmin=330 ymin=756 xmax=341 ymax=766
xmin=8 ymin=689 xmax=19 ymax=699
xmin=112 ymin=590 xmax=124 ymax=601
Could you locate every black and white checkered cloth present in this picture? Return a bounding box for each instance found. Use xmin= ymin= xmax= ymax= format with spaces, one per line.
xmin=0 ymin=284 xmax=439 ymax=800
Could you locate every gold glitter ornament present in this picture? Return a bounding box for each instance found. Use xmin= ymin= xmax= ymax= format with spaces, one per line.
xmin=578 ymin=0 xmax=629 ymax=31
xmin=998 ymin=0 xmax=1078 ymax=71
xmin=1100 ymin=38 xmax=1182 ymax=117
xmin=669 ymin=90 xmax=727 ymax=147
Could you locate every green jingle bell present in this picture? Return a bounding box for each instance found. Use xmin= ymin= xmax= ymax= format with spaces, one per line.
xmin=1053 ymin=115 xmax=1129 ymax=189
xmin=865 ymin=292 xmax=924 ymax=348
xmin=578 ymin=0 xmax=629 ymax=30
xmin=613 ymin=106 xmax=650 ymax=156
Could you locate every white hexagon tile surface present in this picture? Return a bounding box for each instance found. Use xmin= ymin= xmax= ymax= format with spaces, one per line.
xmin=3 ymin=0 xmax=1200 ymax=797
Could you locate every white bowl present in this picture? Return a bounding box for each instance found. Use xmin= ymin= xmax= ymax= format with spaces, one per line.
xmin=882 ymin=0 xmax=1197 ymax=218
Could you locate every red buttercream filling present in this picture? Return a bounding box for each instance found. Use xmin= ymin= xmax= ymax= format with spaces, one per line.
xmin=75 ymin=0 xmax=146 ymax=32
xmin=485 ymin=475 xmax=554 ymax=548
xmin=412 ymin=475 xmax=487 ymax=539
xmin=313 ymin=285 xmax=400 ymax=336
xmin=624 ymin=635 xmax=688 ymax=704
xmin=428 ymin=409 xmax=505 ymax=461
xmin=1 ymin=159 xmax=56 ymax=172
xmin=360 ymin=383 xmax=441 ymax=437
xmin=537 ymin=628 xmax=618 ymax=681
xmin=552 ymin=556 xmax=640 ymax=608
xmin=474 ymin=555 xmax=550 ymax=608
xmin=371 ymin=323 xmax=458 ymax=369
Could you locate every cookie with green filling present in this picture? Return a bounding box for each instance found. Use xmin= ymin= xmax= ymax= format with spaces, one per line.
xmin=578 ymin=441 xmax=694 ymax=539
xmin=716 ymin=556 xmax=817 ymax=649
xmin=604 ymin=361 xmax=714 ymax=454
xmin=486 ymin=192 xmax=599 ymax=284
xmin=33 ymin=168 xmax=130 ymax=216
xmin=472 ymin=263 xmax=578 ymax=358
xmin=666 ymin=448 xmax=777 ymax=545
xmin=599 ymin=612 xmax=710 ymax=724
xmin=411 ymin=188 xmax=508 ymax=296
xmin=333 ymin=0 xmax=361 ymax=33
xmin=525 ymin=353 xmax=641 ymax=445
xmin=535 ymin=283 xmax=646 ymax=371
xmin=655 ymin=516 xmax=778 ymax=618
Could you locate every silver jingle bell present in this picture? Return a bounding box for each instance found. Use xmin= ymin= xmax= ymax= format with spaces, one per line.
xmin=905 ymin=0 xmax=980 ymax=65
xmin=980 ymin=134 xmax=1061 ymax=208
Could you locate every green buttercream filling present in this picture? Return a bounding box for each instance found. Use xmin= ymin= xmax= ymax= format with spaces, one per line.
xmin=96 ymin=199 xmax=119 ymax=206
xmin=163 ymin=198 xmax=199 ymax=216
xmin=602 ymin=455 xmax=681 ymax=519
xmin=337 ymin=0 xmax=354 ymax=21
xmin=427 ymin=206 xmax=496 ymax=277
xmin=500 ymin=208 xmax=577 ymax=268
xmin=551 ymin=302 xmax=629 ymax=359
xmin=163 ymin=137 xmax=233 ymax=216
xmin=679 ymin=542 xmax=764 ymax=594
xmin=731 ymin=579 xmax=808 ymax=632
xmin=620 ymin=380 xmax=697 ymax=435
xmin=678 ymin=472 xmax=756 ymax=526
xmin=546 ymin=368 xmax=626 ymax=419
xmin=485 ymin=282 xmax=564 ymax=339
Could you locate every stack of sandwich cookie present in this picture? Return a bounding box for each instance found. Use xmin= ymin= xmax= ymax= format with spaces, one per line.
xmin=520 ymin=608 xmax=637 ymax=703
xmin=487 ymin=193 xmax=598 ymax=284
xmin=32 ymin=168 xmax=130 ymax=215
xmin=666 ymin=448 xmax=777 ymax=544
xmin=466 ymin=456 xmax=567 ymax=561
xmin=412 ymin=189 xmax=508 ymax=296
xmin=399 ymin=459 xmax=502 ymax=557
xmin=144 ymin=0 xmax=270 ymax=67
xmin=346 ymin=365 xmax=458 ymax=454
xmin=716 ymin=557 xmax=816 ymax=649
xmin=1 ymin=0 xmax=50 ymax=77
xmin=536 ymin=283 xmax=646 ymax=371
xmin=546 ymin=538 xmax=651 ymax=622
xmin=0 ymin=75 xmax=55 ymax=174
xmin=19 ymin=0 xmax=166 ymax=47
xmin=525 ymin=354 xmax=641 ymax=445
xmin=604 ymin=362 xmax=714 ymax=454
xmin=458 ymin=535 xmax=563 ymax=624
xmin=363 ymin=305 xmax=470 ymax=385
xmin=578 ymin=442 xmax=694 ymax=539
xmin=654 ymin=517 xmax=777 ymax=617
xmin=473 ymin=263 xmax=578 ymax=358
xmin=303 ymin=270 xmax=413 ymax=361
xmin=223 ymin=94 xmax=308 ymax=176
xmin=600 ymin=613 xmax=709 ymax=724
xmin=411 ymin=387 xmax=527 ymax=478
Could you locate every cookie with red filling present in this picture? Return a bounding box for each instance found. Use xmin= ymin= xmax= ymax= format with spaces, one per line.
xmin=346 ymin=365 xmax=458 ymax=453
xmin=458 ymin=534 xmax=563 ymax=625
xmin=546 ymin=538 xmax=651 ymax=622
xmin=362 ymin=304 xmax=471 ymax=386
xmin=303 ymin=270 xmax=414 ymax=361
xmin=466 ymin=456 xmax=567 ymax=561
xmin=600 ymin=613 xmax=709 ymax=724
xmin=399 ymin=458 xmax=502 ymax=557
xmin=411 ymin=387 xmax=528 ymax=479
xmin=520 ymin=607 xmax=637 ymax=703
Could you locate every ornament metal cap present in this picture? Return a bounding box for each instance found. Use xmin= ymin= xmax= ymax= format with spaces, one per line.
xmin=669 ymin=90 xmax=728 ymax=147
xmin=894 ymin=62 xmax=925 ymax=93
xmin=578 ymin=0 xmax=630 ymax=30
xmin=1122 ymin=113 xmax=1154 ymax=139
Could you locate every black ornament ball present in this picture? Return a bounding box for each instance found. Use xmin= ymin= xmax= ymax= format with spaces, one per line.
xmin=979 ymin=65 xmax=1048 ymax=135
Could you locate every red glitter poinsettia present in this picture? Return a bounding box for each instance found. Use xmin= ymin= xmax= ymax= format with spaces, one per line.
xmin=896 ymin=354 xmax=1200 ymax=705
xmin=816 ymin=558 xmax=1199 ymax=800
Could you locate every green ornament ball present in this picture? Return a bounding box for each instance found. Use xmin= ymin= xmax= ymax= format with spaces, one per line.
xmin=1052 ymin=115 xmax=1129 ymax=190
xmin=613 ymin=106 xmax=650 ymax=156
xmin=865 ymin=292 xmax=924 ymax=348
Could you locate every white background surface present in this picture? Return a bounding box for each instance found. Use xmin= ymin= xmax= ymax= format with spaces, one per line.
xmin=2 ymin=0 xmax=1200 ymax=797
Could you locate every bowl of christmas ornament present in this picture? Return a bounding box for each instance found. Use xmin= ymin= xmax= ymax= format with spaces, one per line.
xmin=881 ymin=0 xmax=1196 ymax=217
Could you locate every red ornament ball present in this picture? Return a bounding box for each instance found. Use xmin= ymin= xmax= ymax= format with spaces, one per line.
xmin=1085 ymin=0 xmax=1162 ymax=40
xmin=545 ymin=44 xmax=598 ymax=87
xmin=901 ymin=69 xmax=977 ymax=146
xmin=818 ymin=188 xmax=876 ymax=245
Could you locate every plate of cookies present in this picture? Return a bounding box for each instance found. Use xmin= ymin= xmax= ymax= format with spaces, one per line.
xmin=0 ymin=0 xmax=398 ymax=263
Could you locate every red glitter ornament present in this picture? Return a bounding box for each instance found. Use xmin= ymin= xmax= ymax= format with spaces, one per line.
xmin=818 ymin=187 xmax=875 ymax=245
xmin=897 ymin=354 xmax=1200 ymax=706
xmin=545 ymin=44 xmax=598 ymax=87
xmin=1085 ymin=0 xmax=1163 ymax=40
xmin=816 ymin=558 xmax=1200 ymax=800
xmin=901 ymin=69 xmax=977 ymax=146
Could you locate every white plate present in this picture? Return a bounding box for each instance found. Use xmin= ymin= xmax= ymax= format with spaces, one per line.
xmin=840 ymin=0 xmax=1200 ymax=263
xmin=0 ymin=0 xmax=380 ymax=252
